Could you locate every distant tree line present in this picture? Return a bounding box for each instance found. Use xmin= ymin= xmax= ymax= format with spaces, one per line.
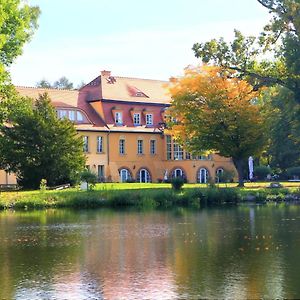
xmin=36 ymin=77 xmax=86 ymax=90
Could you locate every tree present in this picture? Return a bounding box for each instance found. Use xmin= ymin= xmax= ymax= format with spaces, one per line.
xmin=192 ymin=0 xmax=300 ymax=104
xmin=36 ymin=79 xmax=52 ymax=88
xmin=0 ymin=0 xmax=40 ymax=96
xmin=168 ymin=66 xmax=266 ymax=187
xmin=53 ymin=76 xmax=74 ymax=90
xmin=0 ymin=93 xmax=85 ymax=189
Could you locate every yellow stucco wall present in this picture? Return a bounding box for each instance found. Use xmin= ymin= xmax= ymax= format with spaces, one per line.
xmin=0 ymin=170 xmax=17 ymax=185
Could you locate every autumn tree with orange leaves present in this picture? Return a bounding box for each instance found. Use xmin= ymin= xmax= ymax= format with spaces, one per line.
xmin=168 ymin=66 xmax=266 ymax=187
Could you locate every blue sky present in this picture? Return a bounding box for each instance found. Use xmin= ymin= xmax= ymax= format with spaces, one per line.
xmin=10 ymin=0 xmax=271 ymax=87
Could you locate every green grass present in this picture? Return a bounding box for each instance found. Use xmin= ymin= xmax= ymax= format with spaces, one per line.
xmin=0 ymin=182 xmax=299 ymax=210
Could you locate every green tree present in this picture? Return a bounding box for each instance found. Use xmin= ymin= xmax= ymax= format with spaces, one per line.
xmin=36 ymin=79 xmax=52 ymax=88
xmin=0 ymin=0 xmax=40 ymax=96
xmin=168 ymin=66 xmax=266 ymax=187
xmin=53 ymin=76 xmax=74 ymax=90
xmin=192 ymin=0 xmax=300 ymax=104
xmin=0 ymin=93 xmax=85 ymax=189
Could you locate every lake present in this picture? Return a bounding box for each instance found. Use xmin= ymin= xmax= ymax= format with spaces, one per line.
xmin=1 ymin=204 xmax=300 ymax=299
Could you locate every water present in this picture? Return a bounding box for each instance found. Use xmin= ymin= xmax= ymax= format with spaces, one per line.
xmin=1 ymin=204 xmax=300 ymax=299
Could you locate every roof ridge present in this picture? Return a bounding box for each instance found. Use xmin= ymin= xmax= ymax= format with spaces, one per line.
xmin=104 ymin=75 xmax=168 ymax=83
xmin=15 ymin=85 xmax=78 ymax=92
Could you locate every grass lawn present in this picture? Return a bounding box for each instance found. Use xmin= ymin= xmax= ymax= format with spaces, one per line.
xmin=0 ymin=181 xmax=299 ymax=210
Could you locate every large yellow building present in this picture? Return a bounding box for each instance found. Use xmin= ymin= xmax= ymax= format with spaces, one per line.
xmin=0 ymin=70 xmax=235 ymax=185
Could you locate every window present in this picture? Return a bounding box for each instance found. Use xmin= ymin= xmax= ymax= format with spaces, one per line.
xmin=119 ymin=168 xmax=131 ymax=182
xmin=185 ymin=152 xmax=191 ymax=160
xmin=115 ymin=112 xmax=123 ymax=125
xmin=58 ymin=110 xmax=67 ymax=119
xmin=69 ymin=110 xmax=75 ymax=121
xmin=119 ymin=139 xmax=125 ymax=155
xmin=166 ymin=135 xmax=172 ymax=160
xmin=137 ymin=139 xmax=143 ymax=154
xmin=198 ymin=168 xmax=209 ymax=183
xmin=172 ymin=168 xmax=185 ymax=179
xmin=173 ymin=141 xmax=183 ymax=160
xmin=77 ymin=111 xmax=84 ymax=122
xmin=137 ymin=169 xmax=151 ymax=183
xmin=150 ymin=140 xmax=156 ymax=155
xmin=83 ymin=136 xmax=89 ymax=152
xmin=146 ymin=114 xmax=153 ymax=125
xmin=85 ymin=165 xmax=90 ymax=171
xmin=97 ymin=136 xmax=103 ymax=153
xmin=215 ymin=168 xmax=224 ymax=183
xmin=98 ymin=165 xmax=105 ymax=181
xmin=133 ymin=113 xmax=141 ymax=125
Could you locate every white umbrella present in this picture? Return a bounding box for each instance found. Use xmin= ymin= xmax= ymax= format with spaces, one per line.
xmin=248 ymin=156 xmax=254 ymax=180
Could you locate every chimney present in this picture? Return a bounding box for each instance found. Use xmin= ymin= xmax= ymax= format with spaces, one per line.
xmin=101 ymin=70 xmax=111 ymax=77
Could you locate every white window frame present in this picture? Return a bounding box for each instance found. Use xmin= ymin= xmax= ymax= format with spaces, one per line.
xmin=120 ymin=169 xmax=131 ymax=182
xmin=137 ymin=139 xmax=143 ymax=154
xmin=83 ymin=136 xmax=89 ymax=153
xmin=198 ymin=168 xmax=209 ymax=183
xmin=115 ymin=112 xmax=123 ymax=125
xmin=150 ymin=140 xmax=156 ymax=155
xmin=166 ymin=135 xmax=172 ymax=160
xmin=173 ymin=142 xmax=183 ymax=160
xmin=146 ymin=114 xmax=153 ymax=125
xmin=77 ymin=111 xmax=84 ymax=122
xmin=97 ymin=136 xmax=103 ymax=153
xmin=133 ymin=113 xmax=141 ymax=125
xmin=119 ymin=139 xmax=125 ymax=155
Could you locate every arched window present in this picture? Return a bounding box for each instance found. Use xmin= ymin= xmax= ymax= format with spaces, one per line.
xmin=215 ymin=168 xmax=224 ymax=183
xmin=137 ymin=168 xmax=151 ymax=183
xmin=119 ymin=168 xmax=131 ymax=183
xmin=172 ymin=168 xmax=185 ymax=179
xmin=197 ymin=168 xmax=209 ymax=183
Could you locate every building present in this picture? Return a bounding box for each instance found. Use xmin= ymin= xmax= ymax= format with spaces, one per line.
xmin=0 ymin=70 xmax=235 ymax=185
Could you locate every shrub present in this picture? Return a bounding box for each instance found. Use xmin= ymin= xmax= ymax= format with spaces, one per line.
xmin=171 ymin=177 xmax=184 ymax=191
xmin=218 ymin=170 xmax=235 ymax=183
xmin=80 ymin=169 xmax=98 ymax=190
xmin=286 ymin=167 xmax=300 ymax=179
xmin=254 ymin=166 xmax=271 ymax=181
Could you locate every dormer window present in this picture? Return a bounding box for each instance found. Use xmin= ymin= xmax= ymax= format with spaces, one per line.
xmin=146 ymin=114 xmax=153 ymax=126
xmin=115 ymin=112 xmax=123 ymax=125
xmin=57 ymin=109 xmax=87 ymax=123
xmin=77 ymin=111 xmax=84 ymax=122
xmin=133 ymin=113 xmax=141 ymax=125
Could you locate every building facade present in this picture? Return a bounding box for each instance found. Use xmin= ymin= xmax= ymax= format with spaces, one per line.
xmin=0 ymin=70 xmax=236 ymax=185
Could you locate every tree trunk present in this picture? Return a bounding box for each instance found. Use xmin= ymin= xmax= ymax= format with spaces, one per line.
xmin=232 ymin=158 xmax=244 ymax=187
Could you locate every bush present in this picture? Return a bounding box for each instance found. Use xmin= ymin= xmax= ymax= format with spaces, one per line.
xmin=286 ymin=167 xmax=300 ymax=179
xmin=80 ymin=169 xmax=98 ymax=190
xmin=171 ymin=177 xmax=184 ymax=191
xmin=254 ymin=166 xmax=271 ymax=181
xmin=218 ymin=170 xmax=235 ymax=183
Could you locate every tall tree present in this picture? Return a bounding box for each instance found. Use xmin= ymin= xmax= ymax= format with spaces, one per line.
xmin=192 ymin=0 xmax=300 ymax=104
xmin=0 ymin=93 xmax=85 ymax=189
xmin=168 ymin=66 xmax=266 ymax=187
xmin=0 ymin=0 xmax=40 ymax=96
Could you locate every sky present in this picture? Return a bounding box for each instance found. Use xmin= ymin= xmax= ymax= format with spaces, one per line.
xmin=10 ymin=0 xmax=272 ymax=87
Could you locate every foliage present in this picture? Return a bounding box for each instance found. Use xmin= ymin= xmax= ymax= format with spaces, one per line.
xmin=36 ymin=79 xmax=52 ymax=88
xmin=218 ymin=169 xmax=235 ymax=184
xmin=254 ymin=166 xmax=271 ymax=181
xmin=39 ymin=179 xmax=47 ymax=192
xmin=168 ymin=66 xmax=266 ymax=187
xmin=286 ymin=167 xmax=300 ymax=178
xmin=0 ymin=0 xmax=39 ymax=99
xmin=261 ymin=87 xmax=300 ymax=169
xmin=53 ymin=76 xmax=74 ymax=89
xmin=36 ymin=76 xmax=74 ymax=90
xmin=80 ymin=169 xmax=98 ymax=190
xmin=0 ymin=93 xmax=85 ymax=189
xmin=171 ymin=177 xmax=185 ymax=191
xmin=192 ymin=0 xmax=300 ymax=104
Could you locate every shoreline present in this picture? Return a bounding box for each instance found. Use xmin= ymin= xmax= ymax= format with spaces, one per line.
xmin=0 ymin=184 xmax=299 ymax=210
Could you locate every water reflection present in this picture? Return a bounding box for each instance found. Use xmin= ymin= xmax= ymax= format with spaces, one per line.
xmin=0 ymin=205 xmax=300 ymax=299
